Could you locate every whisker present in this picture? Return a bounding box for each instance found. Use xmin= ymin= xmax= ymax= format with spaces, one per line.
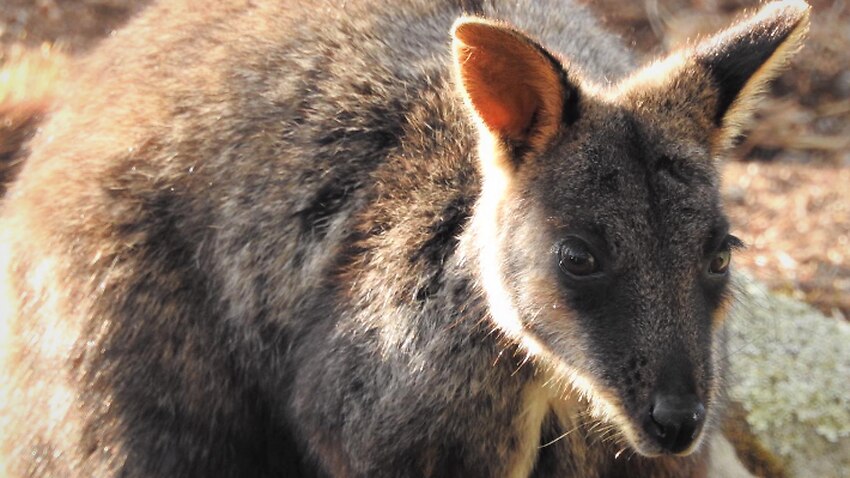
xmin=614 ymin=446 xmax=628 ymax=459
xmin=511 ymin=352 xmax=532 ymax=376
xmin=539 ymin=422 xmax=582 ymax=449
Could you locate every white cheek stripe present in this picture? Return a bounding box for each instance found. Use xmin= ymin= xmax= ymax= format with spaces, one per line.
xmin=475 ymin=137 xmax=528 ymax=342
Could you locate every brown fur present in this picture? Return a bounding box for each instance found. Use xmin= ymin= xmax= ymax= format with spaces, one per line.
xmin=0 ymin=1 xmax=808 ymax=476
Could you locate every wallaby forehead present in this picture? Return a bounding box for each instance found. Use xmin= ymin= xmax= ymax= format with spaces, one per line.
xmin=533 ymin=112 xmax=724 ymax=257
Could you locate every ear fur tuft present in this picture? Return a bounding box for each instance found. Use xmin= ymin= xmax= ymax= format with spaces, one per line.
xmin=615 ymin=1 xmax=810 ymax=155
xmin=696 ymin=0 xmax=811 ymax=148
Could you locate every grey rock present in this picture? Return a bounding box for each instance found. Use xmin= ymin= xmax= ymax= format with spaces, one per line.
xmin=727 ymin=276 xmax=850 ymax=477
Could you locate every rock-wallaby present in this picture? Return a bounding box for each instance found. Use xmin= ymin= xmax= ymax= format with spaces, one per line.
xmin=0 ymin=0 xmax=809 ymax=476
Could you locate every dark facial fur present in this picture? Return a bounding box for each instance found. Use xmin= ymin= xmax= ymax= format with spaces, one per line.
xmin=493 ymin=103 xmax=732 ymax=456
xmin=0 ymin=0 xmax=808 ymax=477
xmin=462 ymin=1 xmax=808 ymax=462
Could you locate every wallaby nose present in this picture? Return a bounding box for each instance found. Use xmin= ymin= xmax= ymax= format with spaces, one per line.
xmin=644 ymin=395 xmax=705 ymax=454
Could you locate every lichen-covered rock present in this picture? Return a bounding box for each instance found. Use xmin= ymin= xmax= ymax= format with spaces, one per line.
xmin=727 ymin=277 xmax=850 ymax=477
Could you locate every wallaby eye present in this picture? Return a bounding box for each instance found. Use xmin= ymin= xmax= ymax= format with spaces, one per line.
xmin=706 ymin=234 xmax=742 ymax=276
xmin=558 ymin=239 xmax=599 ymax=277
xmin=708 ymin=250 xmax=731 ymax=275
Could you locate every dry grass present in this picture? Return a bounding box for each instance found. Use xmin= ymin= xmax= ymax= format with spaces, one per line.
xmin=725 ymin=162 xmax=849 ymax=319
xmin=0 ymin=46 xmax=63 ymax=105
xmin=2 ymin=0 xmax=847 ymax=317
xmin=0 ymin=0 xmax=145 ymax=58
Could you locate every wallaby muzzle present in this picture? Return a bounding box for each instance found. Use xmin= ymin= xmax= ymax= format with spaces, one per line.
xmin=644 ymin=394 xmax=706 ymax=454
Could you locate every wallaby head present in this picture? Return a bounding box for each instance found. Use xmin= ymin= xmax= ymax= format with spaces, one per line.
xmin=452 ymin=0 xmax=809 ymax=458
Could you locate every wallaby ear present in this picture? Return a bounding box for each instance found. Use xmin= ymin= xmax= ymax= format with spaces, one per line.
xmin=695 ymin=0 xmax=810 ymax=135
xmin=451 ymin=18 xmax=576 ymax=166
xmin=620 ymin=1 xmax=809 ymax=153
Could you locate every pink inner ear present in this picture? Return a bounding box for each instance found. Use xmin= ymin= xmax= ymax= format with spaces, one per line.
xmin=482 ymin=100 xmax=514 ymax=135
xmin=465 ymin=58 xmax=541 ymax=138
xmin=453 ymin=21 xmax=562 ymax=143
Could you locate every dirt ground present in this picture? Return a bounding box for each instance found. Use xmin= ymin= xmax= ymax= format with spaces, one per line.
xmin=2 ymin=0 xmax=848 ymax=318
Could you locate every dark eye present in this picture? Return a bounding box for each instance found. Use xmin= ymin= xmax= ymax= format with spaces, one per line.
xmin=706 ymin=234 xmax=742 ymax=276
xmin=558 ymin=239 xmax=599 ymax=277
xmin=708 ymin=250 xmax=731 ymax=275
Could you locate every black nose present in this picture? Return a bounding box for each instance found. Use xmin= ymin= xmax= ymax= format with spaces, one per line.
xmin=643 ymin=395 xmax=705 ymax=454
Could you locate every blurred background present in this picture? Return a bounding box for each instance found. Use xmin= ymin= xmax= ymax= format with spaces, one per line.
xmin=1 ymin=0 xmax=847 ymax=320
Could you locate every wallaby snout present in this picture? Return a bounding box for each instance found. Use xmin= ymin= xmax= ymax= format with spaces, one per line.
xmin=644 ymin=394 xmax=706 ymax=454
